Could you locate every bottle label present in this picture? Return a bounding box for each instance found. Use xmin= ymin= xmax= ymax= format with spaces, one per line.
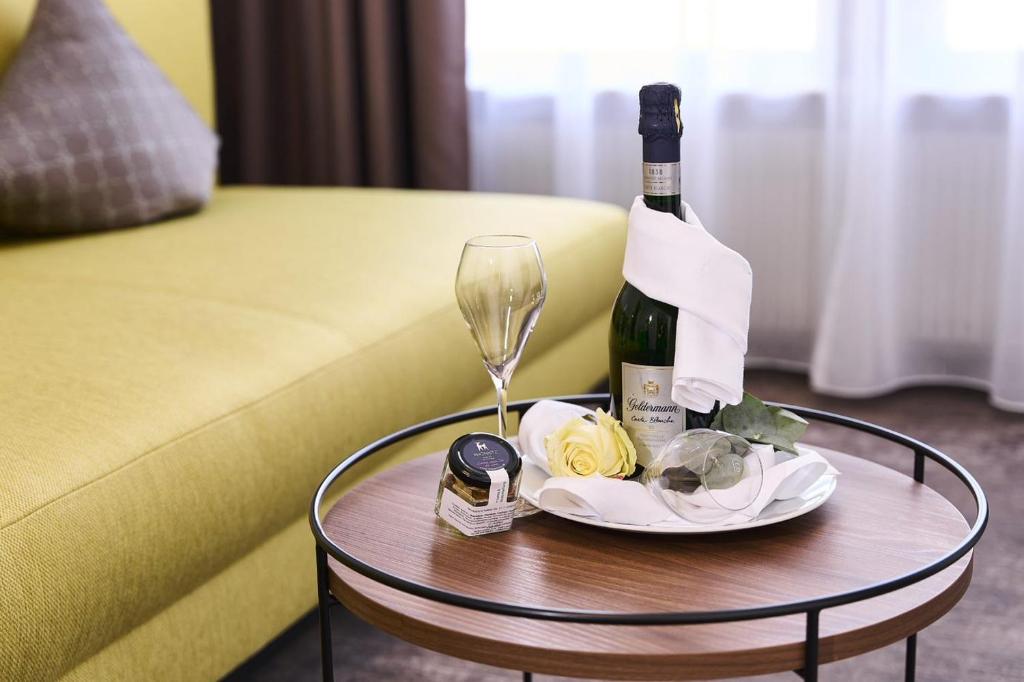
xmin=642 ymin=162 xmax=680 ymax=196
xmin=621 ymin=363 xmax=685 ymax=467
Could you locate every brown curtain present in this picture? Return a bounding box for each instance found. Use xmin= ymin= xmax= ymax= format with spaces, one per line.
xmin=210 ymin=0 xmax=468 ymax=189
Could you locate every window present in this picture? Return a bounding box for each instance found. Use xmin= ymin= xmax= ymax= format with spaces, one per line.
xmin=466 ymin=0 xmax=822 ymax=95
xmin=467 ymin=0 xmax=1024 ymax=96
xmin=945 ymin=0 xmax=1024 ymax=51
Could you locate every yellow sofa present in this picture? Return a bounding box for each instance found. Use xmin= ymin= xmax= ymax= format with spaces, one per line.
xmin=0 ymin=2 xmax=626 ymax=680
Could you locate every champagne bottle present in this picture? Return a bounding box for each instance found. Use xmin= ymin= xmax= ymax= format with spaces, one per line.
xmin=609 ymin=83 xmax=712 ymax=468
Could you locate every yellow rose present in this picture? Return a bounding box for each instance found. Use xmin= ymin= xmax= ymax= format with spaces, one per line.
xmin=544 ymin=408 xmax=637 ymax=478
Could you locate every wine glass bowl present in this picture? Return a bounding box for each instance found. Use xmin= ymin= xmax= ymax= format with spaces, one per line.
xmin=455 ymin=235 xmax=546 ymax=385
xmin=641 ymin=429 xmax=765 ymax=523
xmin=455 ymin=235 xmax=547 ymax=517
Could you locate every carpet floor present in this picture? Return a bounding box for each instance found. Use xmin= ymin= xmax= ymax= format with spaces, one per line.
xmin=225 ymin=370 xmax=1023 ymax=681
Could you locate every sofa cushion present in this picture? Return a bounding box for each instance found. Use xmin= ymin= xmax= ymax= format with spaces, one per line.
xmin=0 ymin=186 xmax=625 ymax=680
xmin=0 ymin=0 xmax=218 ymax=236
xmin=0 ymin=0 xmax=215 ymax=125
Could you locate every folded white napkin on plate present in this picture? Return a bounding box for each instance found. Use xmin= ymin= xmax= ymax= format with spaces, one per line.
xmin=622 ymin=196 xmax=753 ymax=412
xmin=536 ymin=476 xmax=675 ymax=525
xmin=518 ymin=400 xmax=838 ymax=527
xmin=535 ymin=444 xmax=836 ymax=527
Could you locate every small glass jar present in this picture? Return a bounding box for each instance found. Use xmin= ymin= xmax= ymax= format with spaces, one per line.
xmin=435 ymin=432 xmax=522 ymax=536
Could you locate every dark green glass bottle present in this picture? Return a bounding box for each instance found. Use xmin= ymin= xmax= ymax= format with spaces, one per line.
xmin=609 ymin=83 xmax=712 ymax=468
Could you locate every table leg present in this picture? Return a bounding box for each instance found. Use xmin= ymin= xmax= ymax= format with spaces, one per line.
xmin=316 ymin=546 xmax=335 ymax=682
xmin=905 ymin=633 xmax=917 ymax=681
xmin=522 ymin=673 xmax=532 ymax=682
xmin=913 ymin=450 xmax=926 ymax=483
xmin=802 ymin=609 xmax=820 ymax=682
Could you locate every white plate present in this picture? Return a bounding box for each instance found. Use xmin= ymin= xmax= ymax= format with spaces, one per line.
xmin=519 ymin=462 xmax=838 ymax=534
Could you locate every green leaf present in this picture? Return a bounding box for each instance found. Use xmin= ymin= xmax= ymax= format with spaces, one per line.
xmin=752 ymin=432 xmax=799 ymax=455
xmin=769 ymin=407 xmax=808 ymax=454
xmin=709 ymin=408 xmax=725 ymax=431
xmin=703 ymin=452 xmax=745 ymax=489
xmin=711 ymin=392 xmax=808 ymax=454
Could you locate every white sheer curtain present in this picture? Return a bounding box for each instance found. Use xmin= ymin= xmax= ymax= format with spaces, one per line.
xmin=467 ymin=0 xmax=1024 ymax=411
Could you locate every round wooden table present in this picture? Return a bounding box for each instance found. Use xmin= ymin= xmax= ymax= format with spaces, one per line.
xmin=310 ymin=398 xmax=987 ymax=682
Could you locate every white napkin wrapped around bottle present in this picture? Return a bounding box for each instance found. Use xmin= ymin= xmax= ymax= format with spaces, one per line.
xmin=623 ymin=196 xmax=753 ymax=412
xmin=518 ymin=400 xmax=838 ymax=527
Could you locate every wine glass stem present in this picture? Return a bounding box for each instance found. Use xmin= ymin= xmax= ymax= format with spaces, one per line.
xmin=492 ymin=374 xmax=509 ymax=438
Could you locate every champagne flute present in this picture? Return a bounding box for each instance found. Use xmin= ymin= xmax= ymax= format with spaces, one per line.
xmin=456 ymin=235 xmax=546 ymax=516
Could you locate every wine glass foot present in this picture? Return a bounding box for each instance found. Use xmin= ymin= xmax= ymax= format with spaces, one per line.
xmin=514 ymin=497 xmax=543 ymax=518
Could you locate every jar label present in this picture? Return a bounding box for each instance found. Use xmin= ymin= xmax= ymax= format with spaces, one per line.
xmin=643 ymin=162 xmax=680 ymax=196
xmin=486 ymin=468 xmax=509 ymax=507
xmin=438 ymin=487 xmax=515 ymax=536
xmin=621 ymin=363 xmax=685 ymax=467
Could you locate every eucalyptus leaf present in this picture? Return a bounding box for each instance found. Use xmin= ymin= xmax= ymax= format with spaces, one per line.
xmin=710 ymin=392 xmax=808 ymax=454
xmin=704 ymin=452 xmax=745 ymax=489
xmin=750 ymin=432 xmax=799 ymax=455
xmin=774 ymin=407 xmax=809 ymax=425
xmin=770 ymin=407 xmax=809 ymax=454
xmin=719 ymin=393 xmax=776 ymax=440
xmin=709 ymin=409 xmax=725 ymax=431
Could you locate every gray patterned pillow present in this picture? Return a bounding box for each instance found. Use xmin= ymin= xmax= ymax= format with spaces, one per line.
xmin=0 ymin=0 xmax=218 ymax=235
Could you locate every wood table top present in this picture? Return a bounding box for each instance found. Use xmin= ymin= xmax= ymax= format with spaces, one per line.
xmin=322 ymin=446 xmax=973 ymax=680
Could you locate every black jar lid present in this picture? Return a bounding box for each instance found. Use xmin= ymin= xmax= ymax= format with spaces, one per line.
xmin=447 ymin=433 xmax=521 ymax=488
